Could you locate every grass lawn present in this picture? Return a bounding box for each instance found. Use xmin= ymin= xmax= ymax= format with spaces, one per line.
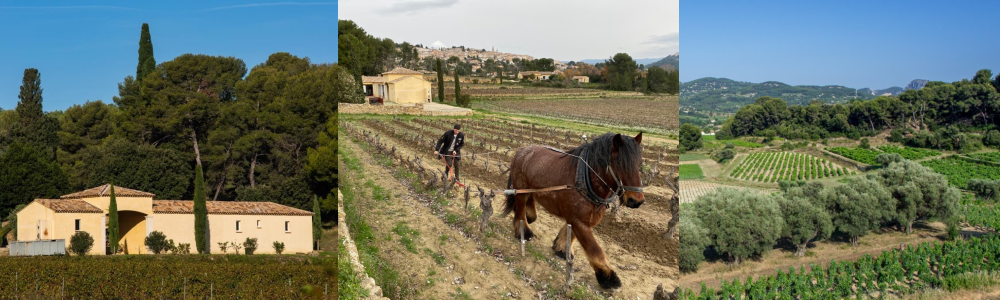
xmin=702 ymin=135 xmax=717 ymax=141
xmin=680 ymin=153 xmax=710 ymax=162
xmin=680 ymin=164 xmax=705 ymax=180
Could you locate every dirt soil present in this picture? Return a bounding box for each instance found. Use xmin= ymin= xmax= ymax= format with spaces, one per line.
xmin=343 ymin=120 xmax=679 ymax=299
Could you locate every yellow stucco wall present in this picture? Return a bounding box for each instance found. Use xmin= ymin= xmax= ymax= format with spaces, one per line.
xmin=81 ymin=196 xmax=153 ymax=215
xmin=153 ymin=213 xmax=312 ymax=254
xmin=118 ymin=211 xmax=147 ymax=254
xmin=16 ymin=202 xmax=105 ymax=255
xmin=388 ymin=77 xmax=431 ymax=104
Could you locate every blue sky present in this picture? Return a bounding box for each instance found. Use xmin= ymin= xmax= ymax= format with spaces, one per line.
xmin=682 ymin=1 xmax=1000 ymax=89
xmin=0 ymin=1 xmax=337 ymax=111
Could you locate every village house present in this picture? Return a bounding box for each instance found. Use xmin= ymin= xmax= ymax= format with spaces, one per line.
xmin=362 ymin=67 xmax=433 ymax=104
xmin=517 ymin=71 xmax=558 ymax=80
xmin=16 ymin=184 xmax=313 ymax=255
xmin=572 ymin=76 xmax=590 ymax=83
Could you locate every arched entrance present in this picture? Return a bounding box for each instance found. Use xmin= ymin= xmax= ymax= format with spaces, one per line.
xmin=114 ymin=211 xmax=148 ymax=254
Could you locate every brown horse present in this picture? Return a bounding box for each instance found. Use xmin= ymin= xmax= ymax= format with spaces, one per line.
xmin=501 ymin=132 xmax=645 ymax=290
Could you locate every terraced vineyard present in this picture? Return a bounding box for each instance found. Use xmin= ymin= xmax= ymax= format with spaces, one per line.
xmin=729 ymin=152 xmax=855 ymax=183
xmin=828 ymin=146 xmax=941 ymax=165
xmin=922 ymin=156 xmax=1000 ymax=188
xmin=339 ymin=116 xmax=680 ymax=298
xmin=968 ymin=151 xmax=1000 ymax=162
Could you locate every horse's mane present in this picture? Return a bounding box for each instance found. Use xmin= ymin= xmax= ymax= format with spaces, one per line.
xmin=567 ymin=132 xmax=641 ymax=173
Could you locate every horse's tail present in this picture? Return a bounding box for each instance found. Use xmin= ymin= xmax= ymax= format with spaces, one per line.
xmin=501 ymin=171 xmax=516 ymax=217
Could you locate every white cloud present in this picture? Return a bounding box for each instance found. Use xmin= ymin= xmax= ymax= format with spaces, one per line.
xmin=385 ymin=0 xmax=459 ymax=15
xmin=431 ymin=41 xmax=446 ymax=48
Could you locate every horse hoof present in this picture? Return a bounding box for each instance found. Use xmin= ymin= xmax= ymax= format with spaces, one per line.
xmin=515 ymin=227 xmax=535 ymax=241
xmin=526 ymin=214 xmax=537 ymax=224
xmin=596 ymin=270 xmax=622 ymax=290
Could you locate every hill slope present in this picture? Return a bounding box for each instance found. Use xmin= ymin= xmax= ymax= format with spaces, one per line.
xmin=681 ymin=78 xmax=911 ymax=113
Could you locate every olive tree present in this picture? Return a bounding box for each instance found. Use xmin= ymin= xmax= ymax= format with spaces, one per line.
xmin=968 ymin=178 xmax=1000 ymax=202
xmin=871 ymin=155 xmax=961 ymax=234
xmin=820 ymin=177 xmax=895 ymax=246
xmin=779 ymin=196 xmax=833 ymax=256
xmin=679 ymin=207 xmax=710 ymax=273
xmin=692 ymin=188 xmax=784 ymax=265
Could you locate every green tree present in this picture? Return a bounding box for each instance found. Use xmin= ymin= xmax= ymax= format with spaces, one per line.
xmin=604 ymin=53 xmax=638 ymax=91
xmin=679 ymin=124 xmax=703 ymax=151
xmin=313 ymin=195 xmax=322 ymax=250
xmin=306 ymin=115 xmax=337 ymax=222
xmin=779 ymin=195 xmax=833 ymax=256
xmin=454 ymin=69 xmax=461 ymax=102
xmin=144 ymin=231 xmax=170 ymax=254
xmin=12 ymin=68 xmax=59 ymax=158
xmin=136 ymin=23 xmax=156 ymax=82
xmin=679 ymin=209 xmax=710 ymax=273
xmin=820 ymin=177 xmax=894 ymax=246
xmin=109 ymin=183 xmax=120 ymax=254
xmin=692 ymin=188 xmax=784 ymax=265
xmin=194 ymin=164 xmax=208 ymax=254
xmin=436 ymin=58 xmax=445 ymax=102
xmin=871 ymin=154 xmax=960 ymax=234
xmin=859 ymin=138 xmax=871 ymax=149
xmin=71 ymin=137 xmax=192 ymax=199
xmin=0 ymin=143 xmax=69 ymax=217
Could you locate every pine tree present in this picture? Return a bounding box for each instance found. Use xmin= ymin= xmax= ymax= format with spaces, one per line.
xmin=136 ymin=23 xmax=156 ymax=81
xmin=108 ymin=183 xmax=119 ymax=254
xmin=313 ymin=195 xmax=322 ymax=250
xmin=193 ymin=164 xmax=208 ymax=253
xmin=436 ymin=58 xmax=445 ymax=102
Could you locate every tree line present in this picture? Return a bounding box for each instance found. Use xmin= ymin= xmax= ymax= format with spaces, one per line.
xmin=681 ymin=153 xmax=960 ymax=273
xmin=718 ymin=70 xmax=1000 ymax=147
xmin=0 ymin=23 xmax=343 ymax=233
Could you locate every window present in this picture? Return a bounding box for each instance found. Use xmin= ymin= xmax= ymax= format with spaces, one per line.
xmin=284 ymin=221 xmax=290 ymax=232
xmin=236 ymin=220 xmax=241 ymax=232
xmin=75 ymin=219 xmax=81 ymax=231
xmin=256 ymin=220 xmax=261 ymax=228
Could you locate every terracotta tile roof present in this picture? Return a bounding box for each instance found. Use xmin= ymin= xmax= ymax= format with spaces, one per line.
xmin=61 ymin=184 xmax=155 ymax=199
xmin=35 ymin=199 xmax=103 ymax=213
xmin=362 ymin=76 xmax=387 ymax=83
xmin=382 ymin=67 xmax=423 ymax=75
xmin=152 ymin=200 xmax=313 ymax=216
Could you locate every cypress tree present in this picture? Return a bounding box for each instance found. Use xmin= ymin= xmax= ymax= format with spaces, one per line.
xmin=498 ymin=68 xmax=503 ymax=84
xmin=194 ymin=164 xmax=208 ymax=253
xmin=436 ymin=58 xmax=445 ymax=102
xmin=108 ymin=183 xmax=119 ymax=254
xmin=13 ymin=68 xmax=59 ymax=158
xmin=136 ymin=23 xmax=156 ymax=81
xmin=454 ymin=71 xmax=461 ymax=104
xmin=313 ymin=195 xmax=322 ymax=250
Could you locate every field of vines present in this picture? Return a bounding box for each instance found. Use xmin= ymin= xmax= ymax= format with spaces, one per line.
xmin=729 ymin=152 xmax=855 ymax=183
xmin=474 ymin=97 xmax=679 ymax=133
xmin=922 ymin=156 xmax=1000 ymax=188
xmin=828 ymin=146 xmax=941 ymax=165
xmin=681 ymin=235 xmax=1000 ymax=299
xmin=0 ymin=255 xmax=332 ymax=299
xmin=679 ymin=181 xmax=773 ymax=204
xmin=339 ymin=116 xmax=680 ymax=298
xmin=968 ymin=151 xmax=1000 ymax=163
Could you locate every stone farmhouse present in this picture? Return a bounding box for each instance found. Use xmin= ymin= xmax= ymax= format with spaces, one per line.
xmin=362 ymin=67 xmax=433 ymax=104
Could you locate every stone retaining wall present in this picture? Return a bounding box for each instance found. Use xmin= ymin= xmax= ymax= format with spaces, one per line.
xmin=338 ymin=190 xmax=389 ymax=300
xmin=339 ymin=103 xmax=425 ymax=115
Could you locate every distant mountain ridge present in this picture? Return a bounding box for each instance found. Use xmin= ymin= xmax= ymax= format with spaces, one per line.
xmin=681 ymin=77 xmax=924 ymax=113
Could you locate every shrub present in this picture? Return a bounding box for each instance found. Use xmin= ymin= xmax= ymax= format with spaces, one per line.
xmin=231 ymin=241 xmax=242 ymax=254
xmin=218 ymin=241 xmax=230 ymax=254
xmin=69 ymin=231 xmax=94 ymax=256
xmin=985 ymin=130 xmax=1000 ymax=148
xmin=244 ymin=238 xmax=258 ymax=255
xmin=176 ymin=243 xmax=191 ymax=254
xmin=712 ymin=149 xmax=736 ymax=163
xmin=144 ymin=231 xmax=171 ymax=254
xmin=859 ymin=138 xmax=871 ymax=149
xmin=273 ymin=241 xmax=285 ymax=254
